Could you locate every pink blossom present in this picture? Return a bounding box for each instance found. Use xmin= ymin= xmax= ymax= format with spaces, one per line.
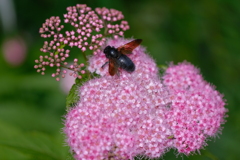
xmin=163 ymin=62 xmax=227 ymax=155
xmin=64 ymin=40 xmax=227 ymax=159
xmin=2 ymin=36 xmax=27 ymax=66
xmin=64 ymin=41 xmax=172 ymax=159
xmin=60 ymin=69 xmax=76 ymax=94
xmin=64 ymin=75 xmax=172 ymax=159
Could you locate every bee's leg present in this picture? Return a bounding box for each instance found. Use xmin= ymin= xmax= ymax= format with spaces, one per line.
xmin=101 ymin=61 xmax=109 ymax=69
xmin=116 ymin=69 xmax=121 ymax=77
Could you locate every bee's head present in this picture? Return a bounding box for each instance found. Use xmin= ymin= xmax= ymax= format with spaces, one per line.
xmin=103 ymin=46 xmax=118 ymax=58
xmin=103 ymin=46 xmax=112 ymax=55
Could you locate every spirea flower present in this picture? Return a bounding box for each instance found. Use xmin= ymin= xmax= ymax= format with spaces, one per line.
xmin=64 ymin=40 xmax=173 ymax=159
xmin=35 ymin=3 xmax=228 ymax=160
xmin=64 ymin=36 xmax=227 ymax=159
xmin=64 ymin=76 xmax=172 ymax=159
xmin=2 ymin=36 xmax=27 ymax=66
xmin=163 ymin=62 xmax=227 ymax=155
xmin=35 ymin=4 xmax=129 ymax=81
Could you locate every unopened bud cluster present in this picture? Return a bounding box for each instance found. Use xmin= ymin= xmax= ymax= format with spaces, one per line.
xmin=35 ymin=4 xmax=129 ymax=81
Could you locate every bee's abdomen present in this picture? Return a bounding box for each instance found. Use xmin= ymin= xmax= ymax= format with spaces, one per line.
xmin=118 ymin=54 xmax=135 ymax=72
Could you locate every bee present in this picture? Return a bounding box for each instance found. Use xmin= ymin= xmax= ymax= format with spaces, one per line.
xmin=102 ymin=39 xmax=142 ymax=76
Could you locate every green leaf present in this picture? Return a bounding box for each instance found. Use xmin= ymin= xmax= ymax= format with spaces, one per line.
xmin=66 ymin=73 xmax=90 ymax=110
xmin=158 ymin=64 xmax=167 ymax=75
xmin=0 ymin=120 xmax=70 ymax=160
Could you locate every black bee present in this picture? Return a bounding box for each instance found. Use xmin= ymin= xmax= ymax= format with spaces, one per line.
xmin=102 ymin=39 xmax=142 ymax=76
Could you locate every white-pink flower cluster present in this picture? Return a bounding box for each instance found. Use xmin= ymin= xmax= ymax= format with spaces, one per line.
xmin=163 ymin=62 xmax=227 ymax=154
xmin=64 ymin=38 xmax=227 ymax=160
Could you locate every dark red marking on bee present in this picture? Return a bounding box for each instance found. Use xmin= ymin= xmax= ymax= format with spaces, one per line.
xmin=102 ymin=39 xmax=142 ymax=76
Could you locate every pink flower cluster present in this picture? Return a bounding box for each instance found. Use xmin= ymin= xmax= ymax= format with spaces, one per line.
xmin=35 ymin=4 xmax=129 ymax=81
xmin=64 ymin=38 xmax=227 ymax=160
xmin=65 ymin=38 xmax=172 ymax=159
xmin=2 ymin=36 xmax=27 ymax=66
xmin=163 ymin=62 xmax=227 ymax=154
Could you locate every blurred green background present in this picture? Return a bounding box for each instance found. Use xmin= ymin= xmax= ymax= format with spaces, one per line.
xmin=0 ymin=0 xmax=239 ymax=159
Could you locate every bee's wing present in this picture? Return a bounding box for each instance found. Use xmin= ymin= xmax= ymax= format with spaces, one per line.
xmin=109 ymin=58 xmax=119 ymax=76
xmin=117 ymin=39 xmax=142 ymax=55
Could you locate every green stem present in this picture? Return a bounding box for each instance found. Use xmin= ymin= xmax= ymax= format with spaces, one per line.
xmin=82 ymin=51 xmax=88 ymax=62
